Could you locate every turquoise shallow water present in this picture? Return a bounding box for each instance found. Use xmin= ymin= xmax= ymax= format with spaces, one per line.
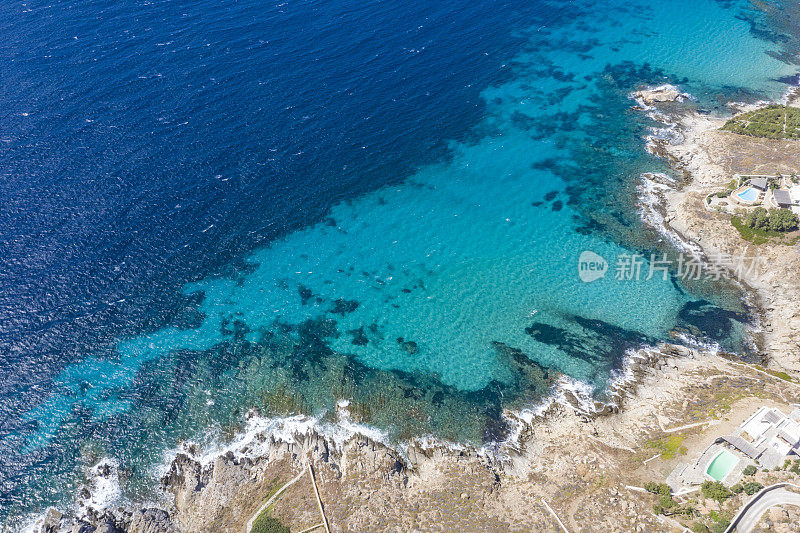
xmin=4 ymin=0 xmax=800 ymax=523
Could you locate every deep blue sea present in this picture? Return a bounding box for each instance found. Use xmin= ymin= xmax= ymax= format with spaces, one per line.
xmin=1 ymin=0 xmax=798 ymax=526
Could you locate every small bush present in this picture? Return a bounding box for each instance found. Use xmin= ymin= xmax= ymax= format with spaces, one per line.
xmin=691 ymin=522 xmax=710 ymax=533
xmin=701 ymin=481 xmax=732 ymax=502
xmin=709 ymin=510 xmax=732 ymax=533
xmin=653 ymin=504 xmax=663 ymax=515
xmin=710 ymin=521 xmax=729 ymax=533
xmin=659 ymin=495 xmax=676 ymax=509
xmin=743 ymin=465 xmax=758 ymax=476
xmin=730 ymin=483 xmax=744 ymax=494
xmin=743 ymin=482 xmax=764 ymax=495
xmin=644 ymin=481 xmax=671 ymax=496
xmin=251 ymin=512 xmax=290 ymax=533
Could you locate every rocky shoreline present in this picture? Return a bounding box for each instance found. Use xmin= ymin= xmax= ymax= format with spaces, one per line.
xmin=30 ymin=342 xmax=745 ymax=533
xmin=28 ymin=87 xmax=800 ymax=533
xmin=635 ymin=85 xmax=800 ymax=376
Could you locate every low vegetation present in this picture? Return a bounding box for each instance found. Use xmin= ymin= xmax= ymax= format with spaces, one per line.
xmin=708 ymin=510 xmax=732 ymax=533
xmin=646 ymin=483 xmax=698 ymax=517
xmin=644 ymin=482 xmax=671 ymax=496
xmin=752 ymin=364 xmax=798 ymax=383
xmin=721 ymin=105 xmax=800 ymax=139
xmin=731 ymin=481 xmax=764 ymax=495
xmin=645 ymin=434 xmax=687 ymax=460
xmin=701 ymin=481 xmax=732 ymax=503
xmin=744 ymin=207 xmax=798 ymax=232
xmin=251 ymin=510 xmax=290 ymax=533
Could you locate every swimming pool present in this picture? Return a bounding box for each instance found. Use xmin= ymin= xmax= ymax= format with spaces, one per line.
xmin=706 ymin=450 xmax=739 ymax=482
xmin=737 ymin=187 xmax=761 ymax=203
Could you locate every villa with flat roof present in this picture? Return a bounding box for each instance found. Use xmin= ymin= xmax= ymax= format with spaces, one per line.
xmin=750 ymin=177 xmax=768 ymax=190
xmin=723 ymin=406 xmax=800 ymax=468
xmin=667 ymin=406 xmax=800 ymax=490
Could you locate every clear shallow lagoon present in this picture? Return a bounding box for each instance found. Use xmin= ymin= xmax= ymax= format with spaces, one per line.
xmin=1 ymin=0 xmax=798 ymax=524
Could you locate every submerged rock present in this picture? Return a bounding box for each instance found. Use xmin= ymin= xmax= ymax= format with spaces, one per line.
xmin=396 ymin=336 xmax=419 ymax=355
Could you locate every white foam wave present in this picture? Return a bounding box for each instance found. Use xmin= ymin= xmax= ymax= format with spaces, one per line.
xmin=171 ymin=405 xmax=390 ymax=470
xmin=76 ymin=458 xmax=122 ymax=519
xmin=637 ymin=173 xmax=704 ymax=259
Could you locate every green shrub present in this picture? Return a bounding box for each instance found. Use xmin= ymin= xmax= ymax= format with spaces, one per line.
xmin=744 ymin=207 xmax=769 ymax=230
xmin=709 ymin=510 xmax=732 ymax=533
xmin=659 ymin=495 xmax=676 ymax=509
xmin=691 ymin=522 xmax=710 ymax=533
xmin=251 ymin=511 xmax=290 ymax=533
xmin=742 ymin=482 xmax=764 ymax=495
xmin=653 ymin=504 xmax=663 ymax=515
xmin=710 ymin=520 xmax=730 ymax=533
xmin=722 ymin=105 xmax=800 ymax=139
xmin=730 ymin=483 xmax=744 ymax=494
xmin=644 ymin=481 xmax=671 ymax=495
xmin=743 ymin=465 xmax=758 ymax=476
xmin=701 ymin=481 xmax=732 ymax=502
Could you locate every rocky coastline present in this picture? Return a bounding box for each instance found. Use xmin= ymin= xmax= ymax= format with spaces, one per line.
xmin=28 ymin=86 xmax=800 ymax=533
xmin=31 ymin=341 xmax=760 ymax=533
xmin=635 ymin=85 xmax=800 ymax=376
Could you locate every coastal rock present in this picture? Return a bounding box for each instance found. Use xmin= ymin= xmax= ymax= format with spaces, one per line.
xmin=127 ymin=509 xmax=178 ymax=533
xmin=68 ymin=521 xmax=96 ymax=533
xmin=41 ymin=508 xmax=64 ymax=533
xmin=633 ymin=85 xmax=685 ymax=105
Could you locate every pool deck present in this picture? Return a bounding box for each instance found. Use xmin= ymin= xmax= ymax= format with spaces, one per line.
xmin=667 ymin=443 xmax=754 ymax=490
xmin=730 ymin=183 xmax=765 ymax=206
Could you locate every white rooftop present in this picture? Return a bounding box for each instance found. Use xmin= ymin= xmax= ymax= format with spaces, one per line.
xmin=739 ymin=406 xmax=800 ymax=459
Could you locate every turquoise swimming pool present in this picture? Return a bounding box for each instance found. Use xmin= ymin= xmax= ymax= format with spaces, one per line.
xmin=737 ymin=187 xmax=761 ymax=203
xmin=706 ymin=450 xmax=739 ymax=482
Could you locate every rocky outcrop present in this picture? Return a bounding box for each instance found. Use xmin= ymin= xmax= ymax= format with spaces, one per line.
xmin=632 ymin=84 xmax=686 ymax=105
xmin=37 ymin=424 xmax=413 ymax=533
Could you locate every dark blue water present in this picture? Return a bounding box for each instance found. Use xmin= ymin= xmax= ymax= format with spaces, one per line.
xmin=1 ymin=0 xmax=798 ymax=525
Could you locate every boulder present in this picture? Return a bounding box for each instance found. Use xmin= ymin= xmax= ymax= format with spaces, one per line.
xmin=634 ymin=85 xmax=684 ymax=105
